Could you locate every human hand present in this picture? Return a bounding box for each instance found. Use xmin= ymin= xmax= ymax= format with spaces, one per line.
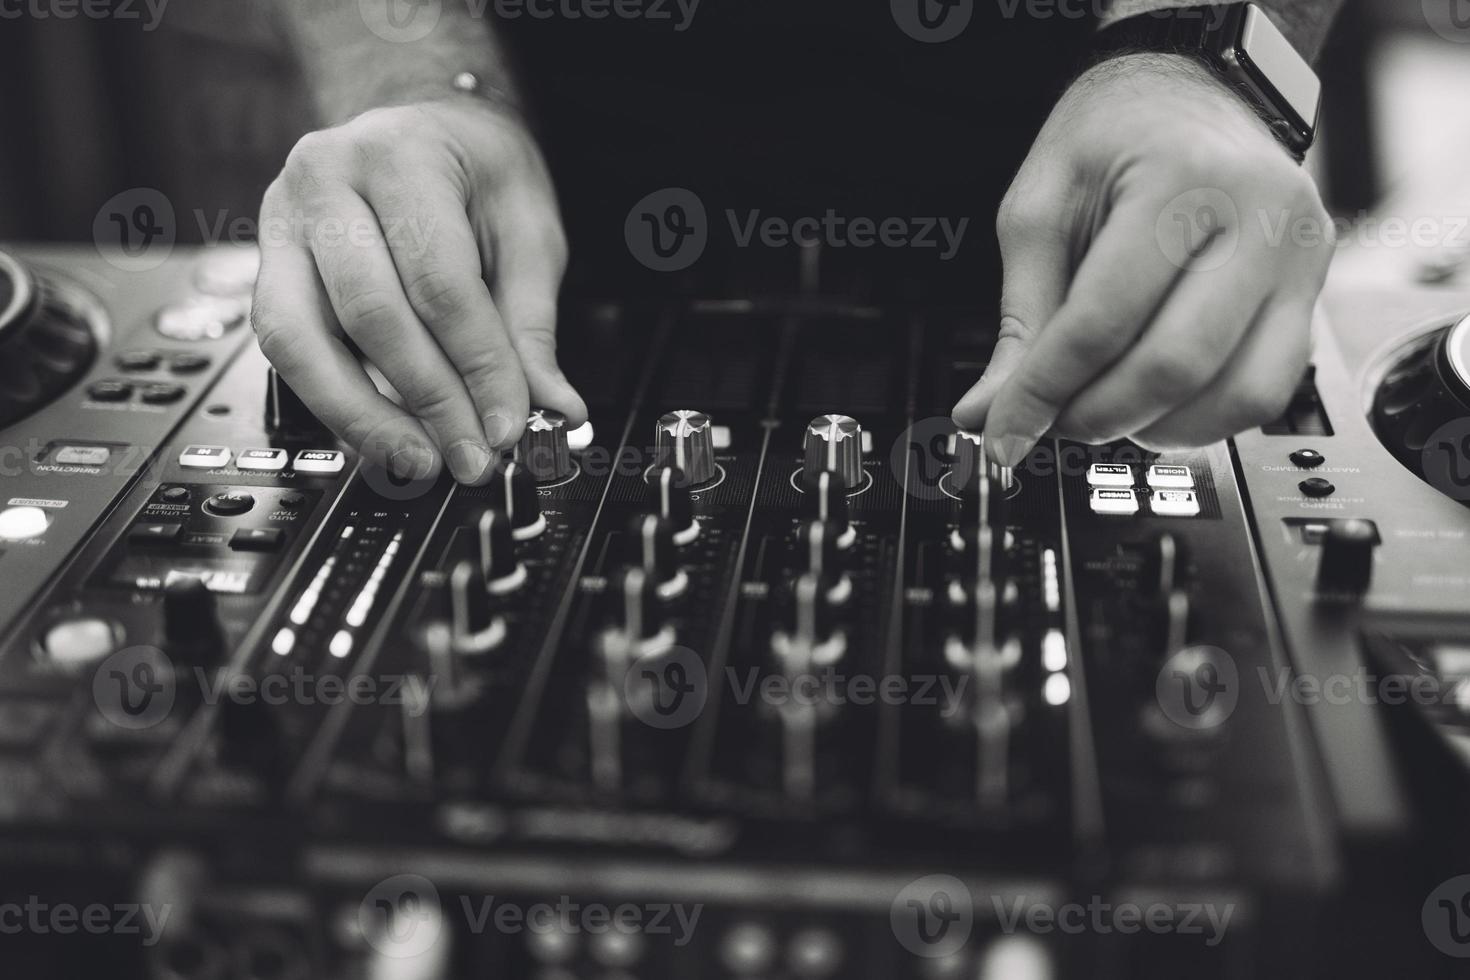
xmin=250 ymin=97 xmax=585 ymax=484
xmin=953 ymin=53 xmax=1332 ymax=463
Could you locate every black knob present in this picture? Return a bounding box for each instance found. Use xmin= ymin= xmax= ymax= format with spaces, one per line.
xmin=1317 ymin=520 xmax=1377 ymax=595
xmin=624 ymin=513 xmax=684 ymax=597
xmin=610 ymin=566 xmax=667 ymax=645
xmin=490 ymin=460 xmax=545 ymax=538
xmin=264 ymin=367 xmax=323 ymax=435
xmin=163 ymin=576 xmax=223 ymax=663
xmin=649 ymin=465 xmax=698 ymax=543
xmin=774 ymin=572 xmax=844 ymax=667
xmin=449 ymin=559 xmax=506 ymax=655
xmin=476 ymin=508 xmax=523 ymax=590
xmin=803 ymin=469 xmax=852 ymax=546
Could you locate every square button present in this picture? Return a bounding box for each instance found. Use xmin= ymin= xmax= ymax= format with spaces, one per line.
xmin=237 ymin=448 xmax=289 ymax=471
xmin=230 ymin=528 xmax=285 ymax=552
xmin=129 ymin=522 xmax=183 ymax=545
xmin=293 ymin=450 xmax=345 ymax=474
xmin=1090 ymin=488 xmax=1139 ymax=516
xmin=55 ymin=445 xmax=111 ymax=467
xmin=1086 ymin=463 xmax=1134 ymax=488
xmin=1146 ymin=464 xmax=1194 ymax=490
xmin=179 ymin=445 xmax=231 ymax=469
xmin=1151 ymin=490 xmax=1201 ymax=517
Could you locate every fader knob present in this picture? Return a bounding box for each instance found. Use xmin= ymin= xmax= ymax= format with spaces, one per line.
xmin=449 ymin=559 xmax=506 ymax=655
xmin=655 ymin=410 xmax=717 ymax=486
xmin=610 ymin=566 xmax=670 ymax=648
xmin=649 ymin=465 xmax=698 ymax=544
xmin=490 ymin=460 xmax=546 ymax=539
xmin=803 ymin=470 xmax=854 ymax=548
xmin=515 ymin=409 xmax=574 ymax=482
xmin=951 ymin=429 xmax=986 ymax=489
xmin=476 ymin=508 xmax=525 ymax=592
xmin=624 ymin=513 xmax=687 ymax=598
xmin=163 ymin=576 xmax=224 ymax=663
xmin=796 ymin=519 xmax=842 ymax=585
xmin=802 ymin=414 xmax=863 ymax=490
xmin=1317 ymin=520 xmax=1377 ymax=596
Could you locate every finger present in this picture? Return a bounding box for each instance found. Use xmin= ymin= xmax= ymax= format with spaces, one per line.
xmin=361 ymin=166 xmax=534 ymax=448
xmin=983 ymin=191 xmax=1203 ymax=466
xmin=1053 ymin=240 xmax=1271 ymax=443
xmin=952 ymin=180 xmax=1070 ymax=433
xmin=1132 ymin=294 xmax=1315 ymax=450
xmin=251 ymin=240 xmax=441 ymax=481
xmin=306 ymin=185 xmax=495 ymax=485
xmin=489 ymin=191 xmax=588 ymax=427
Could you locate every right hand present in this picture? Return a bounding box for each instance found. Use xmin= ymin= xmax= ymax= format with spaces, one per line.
xmin=250 ymin=97 xmax=586 ymax=485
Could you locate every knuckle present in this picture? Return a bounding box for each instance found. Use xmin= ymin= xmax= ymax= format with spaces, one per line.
xmin=1059 ymin=319 xmax=1126 ymax=368
xmin=282 ymin=131 xmax=339 ymax=183
xmin=403 ymin=269 xmax=474 ymax=326
xmin=1149 ymin=351 xmax=1214 ymax=402
xmin=404 ymin=381 xmax=461 ymax=426
xmin=336 ymin=288 xmax=403 ymax=339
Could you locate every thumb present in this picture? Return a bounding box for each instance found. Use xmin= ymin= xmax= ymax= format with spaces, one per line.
xmin=952 ymin=187 xmax=1070 ymax=437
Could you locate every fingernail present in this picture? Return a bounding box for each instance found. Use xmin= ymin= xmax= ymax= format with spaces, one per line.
xmin=389 ymin=446 xmax=436 ymax=481
xmin=990 ymin=434 xmax=1031 ymax=468
xmin=446 ymin=440 xmax=494 ymax=484
xmin=482 ymin=413 xmax=516 ymax=450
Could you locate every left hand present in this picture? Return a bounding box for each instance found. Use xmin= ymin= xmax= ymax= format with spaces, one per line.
xmin=952 ymin=53 xmax=1332 ymax=464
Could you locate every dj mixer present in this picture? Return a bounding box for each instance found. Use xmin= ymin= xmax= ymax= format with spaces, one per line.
xmin=1 ymin=240 xmax=1468 ymax=978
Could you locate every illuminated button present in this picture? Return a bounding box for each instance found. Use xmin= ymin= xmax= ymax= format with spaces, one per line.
xmin=230 ymin=528 xmax=284 ymax=552
xmin=155 ymin=295 xmax=247 ymax=341
xmin=179 ymin=445 xmax=231 ymax=469
xmin=1289 ymin=448 xmax=1324 ymax=469
xmin=86 ymin=379 xmax=133 ymax=402
xmin=129 ymin=522 xmax=183 ymax=545
xmin=1145 ymin=464 xmax=1194 ymax=489
xmin=115 ymin=350 xmax=161 ymax=371
xmin=1299 ymin=477 xmax=1335 ymax=498
xmin=0 ymin=506 xmax=49 ymax=540
xmin=204 ymin=491 xmax=256 ymax=516
xmin=590 ymin=930 xmax=644 ymax=968
xmin=721 ymin=923 xmax=777 ymax=974
xmin=1085 ymin=463 xmax=1134 ymax=488
xmin=1150 ymin=489 xmax=1201 ymax=517
xmin=237 ymin=448 xmax=289 ymax=471
xmin=140 ymin=382 xmax=187 ymax=405
xmin=194 ymin=246 xmax=261 ymax=295
xmin=1089 ymin=488 xmax=1139 ymax=516
xmin=41 ymin=617 xmax=119 ymax=668
xmin=293 ymin=450 xmax=345 ymax=474
xmin=787 ymin=928 xmax=842 ymax=978
xmin=54 ymin=445 xmax=111 ymax=467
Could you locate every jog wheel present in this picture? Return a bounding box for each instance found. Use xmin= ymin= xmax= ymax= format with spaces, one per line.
xmin=0 ymin=250 xmax=101 ymax=429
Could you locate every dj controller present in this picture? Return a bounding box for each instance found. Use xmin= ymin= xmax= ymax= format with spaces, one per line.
xmin=1 ymin=239 xmax=1469 ymax=979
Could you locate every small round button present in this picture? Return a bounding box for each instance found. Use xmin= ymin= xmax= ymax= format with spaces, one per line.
xmin=160 ymin=486 xmax=191 ymax=504
xmin=140 ymin=382 xmax=187 ymax=405
xmin=1299 ymin=477 xmax=1335 ymax=498
xmin=41 ymin=617 xmax=119 ymax=669
xmin=169 ymin=352 xmax=212 ymax=374
xmin=279 ymin=493 xmax=307 ymax=510
xmin=86 ymin=379 xmax=133 ymax=402
xmin=0 ymin=505 xmax=49 ymax=540
xmin=1290 ymin=448 xmax=1325 ymax=469
xmin=204 ymin=491 xmax=256 ymax=516
xmin=115 ymin=350 xmax=162 ymax=372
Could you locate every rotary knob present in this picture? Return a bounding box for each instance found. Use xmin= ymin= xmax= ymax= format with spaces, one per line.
xmin=802 ymin=415 xmax=863 ymax=490
xmin=655 ymin=410 xmax=716 ymax=486
xmin=515 ymin=408 xmax=574 ymax=482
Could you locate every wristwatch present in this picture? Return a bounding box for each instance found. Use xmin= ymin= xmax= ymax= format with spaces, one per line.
xmin=1094 ymin=3 xmax=1322 ymax=162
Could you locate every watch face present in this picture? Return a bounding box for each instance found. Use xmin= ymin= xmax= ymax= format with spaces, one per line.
xmin=1237 ymin=4 xmax=1321 ymax=137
